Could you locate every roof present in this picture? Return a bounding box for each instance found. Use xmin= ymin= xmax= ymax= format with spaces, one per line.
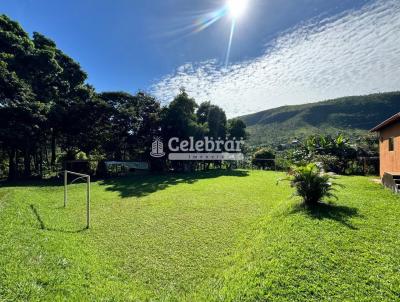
xmin=370 ymin=112 xmax=400 ymax=132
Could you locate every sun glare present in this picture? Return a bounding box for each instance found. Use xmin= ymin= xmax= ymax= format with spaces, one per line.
xmin=227 ymin=0 xmax=248 ymax=19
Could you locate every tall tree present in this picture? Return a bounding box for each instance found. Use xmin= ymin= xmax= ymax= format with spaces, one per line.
xmin=227 ymin=118 xmax=247 ymax=139
xmin=0 ymin=15 xmax=43 ymax=179
xmin=32 ymin=32 xmax=88 ymax=169
xmin=134 ymin=92 xmax=162 ymax=159
xmin=57 ymin=86 xmax=110 ymax=158
xmin=161 ymin=89 xmax=201 ymax=140
xmin=161 ymin=89 xmax=203 ymax=172
xmin=0 ymin=59 xmax=34 ymax=179
xmin=197 ymin=101 xmax=227 ymax=138
xmin=98 ymin=91 xmax=161 ymax=160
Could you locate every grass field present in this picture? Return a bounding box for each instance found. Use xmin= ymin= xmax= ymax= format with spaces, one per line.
xmin=0 ymin=170 xmax=399 ymax=301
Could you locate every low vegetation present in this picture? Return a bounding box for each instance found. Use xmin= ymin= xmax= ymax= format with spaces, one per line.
xmin=1 ymin=170 xmax=399 ymax=301
xmin=279 ymin=163 xmax=340 ymax=206
xmin=251 ymin=133 xmax=379 ymax=176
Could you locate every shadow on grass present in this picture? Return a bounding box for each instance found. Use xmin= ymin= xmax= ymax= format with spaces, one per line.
xmin=1 ymin=169 xmax=250 ymax=191
xmin=29 ymin=204 xmax=87 ymax=233
xmin=100 ymin=169 xmax=249 ymax=198
xmin=0 ymin=177 xmax=64 ymax=188
xmin=290 ymin=202 xmax=361 ymax=230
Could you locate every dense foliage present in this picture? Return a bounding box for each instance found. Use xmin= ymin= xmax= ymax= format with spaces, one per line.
xmin=0 ymin=15 xmax=246 ymax=179
xmin=0 ymin=13 xmax=161 ymax=180
xmin=273 ymin=133 xmax=378 ymax=175
xmin=160 ymin=89 xmax=247 ymax=172
xmin=251 ymin=147 xmax=275 ymax=169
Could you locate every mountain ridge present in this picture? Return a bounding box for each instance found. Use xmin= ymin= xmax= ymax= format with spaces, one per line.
xmin=238 ymin=92 xmax=400 ymax=146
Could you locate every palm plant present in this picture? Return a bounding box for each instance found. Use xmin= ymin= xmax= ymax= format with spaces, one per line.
xmin=279 ymin=163 xmax=340 ymax=206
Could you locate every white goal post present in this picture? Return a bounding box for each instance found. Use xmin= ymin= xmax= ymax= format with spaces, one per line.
xmin=64 ymin=170 xmax=91 ymax=229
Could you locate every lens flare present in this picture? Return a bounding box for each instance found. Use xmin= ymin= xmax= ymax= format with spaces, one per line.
xmin=227 ymin=0 xmax=249 ymax=19
xmin=164 ymin=1 xmax=249 ymax=66
xmin=193 ymin=8 xmax=226 ymax=33
xmin=225 ymin=20 xmax=236 ymax=67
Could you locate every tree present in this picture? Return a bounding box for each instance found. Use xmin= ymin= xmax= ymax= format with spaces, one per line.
xmin=227 ymin=118 xmax=247 ymax=139
xmin=197 ymin=101 xmax=227 ymax=138
xmin=0 ymin=16 xmax=86 ymax=178
xmin=58 ymin=90 xmax=110 ymax=158
xmin=161 ymin=89 xmax=204 ymax=171
xmin=32 ymin=32 xmax=88 ymax=169
xmin=0 ymin=15 xmax=43 ymax=179
xmin=134 ymin=92 xmax=162 ymax=159
xmin=161 ymin=89 xmax=201 ymax=140
xmin=0 ymin=60 xmax=35 ymax=179
xmin=98 ymin=91 xmax=161 ymax=160
xmin=98 ymin=91 xmax=141 ymax=160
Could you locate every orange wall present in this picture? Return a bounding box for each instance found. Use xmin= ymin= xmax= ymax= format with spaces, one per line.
xmin=379 ymin=122 xmax=400 ymax=177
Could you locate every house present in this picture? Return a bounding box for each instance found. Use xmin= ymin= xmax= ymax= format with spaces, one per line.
xmin=371 ymin=112 xmax=400 ymax=191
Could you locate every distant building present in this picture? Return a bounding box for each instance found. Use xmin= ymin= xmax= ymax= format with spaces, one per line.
xmin=371 ymin=113 xmax=400 ymax=191
xmin=291 ymin=139 xmax=300 ymax=146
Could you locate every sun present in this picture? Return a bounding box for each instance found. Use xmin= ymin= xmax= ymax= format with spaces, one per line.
xmin=226 ymin=0 xmax=249 ymax=19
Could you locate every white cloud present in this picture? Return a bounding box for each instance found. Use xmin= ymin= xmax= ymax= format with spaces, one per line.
xmin=151 ymin=0 xmax=400 ymax=117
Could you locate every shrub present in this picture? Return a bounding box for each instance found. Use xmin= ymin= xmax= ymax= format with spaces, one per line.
xmin=252 ymin=148 xmax=275 ymax=169
xmin=275 ymin=149 xmax=311 ymax=171
xmin=279 ymin=163 xmax=340 ymax=206
xmin=312 ymin=154 xmax=342 ymax=173
xmin=345 ymin=161 xmax=364 ymax=175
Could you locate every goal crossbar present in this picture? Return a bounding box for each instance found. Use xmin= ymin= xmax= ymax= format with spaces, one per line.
xmin=64 ymin=170 xmax=91 ymax=229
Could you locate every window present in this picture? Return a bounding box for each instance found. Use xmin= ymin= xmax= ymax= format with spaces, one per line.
xmin=389 ymin=137 xmax=394 ymax=151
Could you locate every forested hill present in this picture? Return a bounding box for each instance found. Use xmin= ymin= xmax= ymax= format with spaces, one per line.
xmin=239 ymin=92 xmax=400 ymax=146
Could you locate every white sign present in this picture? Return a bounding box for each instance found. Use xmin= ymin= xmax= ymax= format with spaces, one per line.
xmin=150 ymin=137 xmax=244 ymax=161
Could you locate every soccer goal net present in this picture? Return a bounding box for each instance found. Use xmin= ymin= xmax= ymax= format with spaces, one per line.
xmin=64 ymin=170 xmax=91 ymax=229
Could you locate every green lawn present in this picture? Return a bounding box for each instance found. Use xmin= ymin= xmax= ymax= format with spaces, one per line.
xmin=0 ymin=170 xmax=399 ymax=301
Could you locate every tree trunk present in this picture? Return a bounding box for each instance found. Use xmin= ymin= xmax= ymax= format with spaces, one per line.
xmin=115 ymin=149 xmax=122 ymax=161
xmin=33 ymin=150 xmax=39 ymax=173
xmin=39 ymin=148 xmax=43 ymax=178
xmin=23 ymin=149 xmax=32 ymax=178
xmin=45 ymin=146 xmax=49 ymax=169
xmin=8 ymin=148 xmax=17 ymax=181
xmin=51 ymin=130 xmax=56 ymax=171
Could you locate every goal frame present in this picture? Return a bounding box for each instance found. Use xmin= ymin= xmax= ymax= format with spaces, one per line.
xmin=64 ymin=170 xmax=91 ymax=229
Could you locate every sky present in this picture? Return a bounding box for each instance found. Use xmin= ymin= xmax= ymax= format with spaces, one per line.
xmin=1 ymin=0 xmax=399 ymax=117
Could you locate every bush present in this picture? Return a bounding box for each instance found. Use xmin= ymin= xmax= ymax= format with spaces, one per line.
xmin=345 ymin=161 xmax=364 ymax=175
xmin=312 ymin=154 xmax=342 ymax=173
xmin=279 ymin=163 xmax=340 ymax=206
xmin=252 ymin=148 xmax=275 ymax=169
xmin=275 ymin=149 xmax=311 ymax=171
